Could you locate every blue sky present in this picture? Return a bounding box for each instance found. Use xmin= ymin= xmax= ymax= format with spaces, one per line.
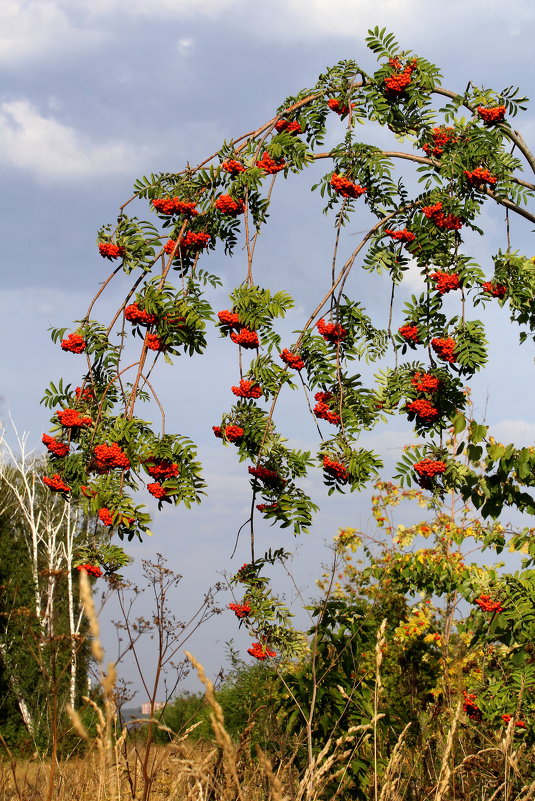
xmin=1 ymin=0 xmax=534 ymax=700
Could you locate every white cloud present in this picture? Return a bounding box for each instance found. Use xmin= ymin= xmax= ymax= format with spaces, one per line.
xmin=491 ymin=420 xmax=535 ymax=448
xmin=0 ymin=100 xmax=148 ymax=181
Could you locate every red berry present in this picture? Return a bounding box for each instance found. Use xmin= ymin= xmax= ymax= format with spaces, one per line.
xmin=60 ymin=333 xmax=86 ymax=354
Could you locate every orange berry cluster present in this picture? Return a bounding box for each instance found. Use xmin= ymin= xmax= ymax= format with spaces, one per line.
xmin=477 ymin=105 xmax=506 ymax=124
xmin=431 ymin=337 xmax=456 ymax=363
xmin=330 ymin=173 xmax=367 ymax=199
xmin=314 ymin=392 xmax=340 ymax=425
xmin=221 ymin=159 xmax=245 ymax=175
xmin=323 ymin=456 xmax=349 ymax=483
xmin=230 ymin=328 xmax=259 ymax=348
xmin=280 ymin=348 xmax=305 ymax=370
xmin=42 ymin=434 xmax=69 ymax=457
xmin=146 ymin=459 xmax=179 ymax=481
xmin=99 ymin=508 xmax=114 ymax=526
xmin=406 ymin=398 xmax=439 ymax=421
xmin=81 ymin=485 xmax=97 ymax=498
xmin=75 ymin=386 xmax=94 ymax=401
xmin=317 ymin=318 xmax=347 ymax=343
xmin=501 ymin=715 xmax=526 ymax=728
xmin=215 ymin=194 xmax=245 ymax=215
xmin=247 ymin=642 xmax=276 ymax=660
xmin=384 ymin=57 xmax=417 ymax=94
xmin=93 ymin=443 xmax=131 ymax=473
xmin=232 ymin=379 xmax=262 ymax=398
xmin=98 ymin=242 xmax=125 ymax=259
xmin=43 ymin=474 xmax=71 ymax=492
xmin=256 ymin=151 xmax=286 ymax=173
xmin=464 ymin=167 xmax=497 ymax=188
xmin=256 ymin=502 xmax=278 ymax=512
xmin=147 ymin=482 xmax=168 ymax=499
xmin=398 ymin=324 xmax=420 ymax=343
xmin=275 ymin=119 xmax=302 ymax=134
xmin=411 ymin=372 xmax=440 ymax=393
xmin=212 ymin=424 xmax=245 ymax=443
xmin=57 ymin=408 xmax=93 ymax=428
xmin=146 ymin=333 xmax=164 ymax=351
xmin=124 ymin=303 xmax=157 ymax=326
xmin=248 ymin=465 xmax=283 ymax=484
xmin=77 ymin=564 xmax=103 ymax=577
xmin=474 ymin=594 xmax=503 ymax=613
xmin=482 ymin=281 xmax=507 ymax=298
xmin=422 ymin=127 xmax=457 ymax=157
xmin=327 ymin=98 xmax=350 ymax=115
xmin=152 ymin=198 xmax=198 ymax=216
xmin=422 ymin=202 xmax=463 ymax=230
xmin=164 ymin=231 xmax=211 ymax=254
xmin=463 ymin=692 xmax=483 ymax=721
xmin=228 ymin=602 xmax=251 ymax=618
xmin=430 ymin=271 xmax=461 ymax=295
xmin=61 ymin=333 xmax=86 ymax=353
xmin=217 ymin=309 xmax=241 ymax=328
xmin=384 ymin=228 xmax=416 ymax=243
xmin=413 ymin=459 xmax=446 ymax=477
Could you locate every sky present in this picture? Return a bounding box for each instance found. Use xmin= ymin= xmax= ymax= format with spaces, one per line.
xmin=1 ymin=0 xmax=534 ymax=702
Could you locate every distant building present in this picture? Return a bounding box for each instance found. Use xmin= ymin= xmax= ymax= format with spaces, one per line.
xmin=141 ymin=701 xmax=165 ymax=716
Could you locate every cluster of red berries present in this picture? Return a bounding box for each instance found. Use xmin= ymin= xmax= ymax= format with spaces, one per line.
xmin=43 ymin=474 xmax=71 ymax=492
xmin=256 ymin=502 xmax=278 ymax=512
xmin=501 ymin=715 xmax=526 ymax=728
xmin=482 ymin=281 xmax=507 ymax=298
xmin=42 ymin=434 xmax=69 ymax=457
xmin=280 ymin=349 xmax=304 ymax=370
xmin=235 ymin=563 xmax=255 ymax=582
xmin=77 ymin=564 xmax=103 ymax=578
xmin=406 ymin=399 xmax=439 ymax=421
xmin=217 ymin=309 xmax=241 ymax=328
xmin=124 ymin=303 xmax=157 ymax=326
xmin=317 ymin=318 xmax=347 ymax=343
xmin=146 ymin=459 xmax=179 ymax=481
xmin=221 ymin=159 xmax=245 ymax=175
xmin=384 ymin=228 xmax=416 ymax=243
xmin=422 ymin=127 xmax=457 ymax=157
xmin=230 ymin=329 xmax=259 ymax=349
xmin=98 ymin=243 xmax=125 ymax=259
xmin=323 ymin=456 xmax=349 ymax=483
xmin=228 ymin=602 xmax=251 ymax=618
xmin=57 ymin=408 xmax=93 ymax=428
xmin=247 ymin=642 xmax=276 ymax=660
xmin=164 ymin=232 xmax=211 ymax=254
xmin=477 ymin=105 xmax=506 ymax=124
xmin=61 ymin=333 xmax=86 ymax=354
xmin=413 ymin=459 xmax=446 ymax=478
xmin=313 ymin=392 xmax=340 ymax=425
xmin=384 ymin=57 xmax=417 ymax=94
xmin=330 ymin=173 xmax=367 ymax=199
xmin=411 ymin=372 xmax=440 ymax=393
xmin=463 ymin=692 xmax=483 ymax=721
xmin=256 ymin=151 xmax=286 ymax=173
xmin=147 ymin=482 xmax=168 ymax=499
xmin=474 ymin=594 xmax=503 ymax=613
xmin=146 ymin=333 xmax=165 ymax=351
xmin=248 ymin=465 xmax=283 ymax=484
xmin=275 ymin=119 xmax=302 ymax=134
xmin=152 ymin=198 xmax=198 ymax=216
xmin=431 ymin=337 xmax=456 ymax=363
xmin=464 ymin=167 xmax=497 ymax=188
xmin=327 ymin=98 xmax=351 ymax=115
xmin=93 ymin=443 xmax=131 ymax=473
xmin=212 ymin=424 xmax=245 ymax=443
xmin=398 ymin=324 xmax=420 ymax=343
xmin=81 ymin=485 xmax=97 ymax=498
xmin=232 ymin=379 xmax=262 ymax=398
xmin=422 ymin=202 xmax=463 ymax=230
xmin=215 ymin=194 xmax=245 ymax=215
xmin=98 ymin=508 xmax=114 ymax=526
xmin=75 ymin=386 xmax=94 ymax=401
xmin=430 ymin=271 xmax=461 ymax=295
